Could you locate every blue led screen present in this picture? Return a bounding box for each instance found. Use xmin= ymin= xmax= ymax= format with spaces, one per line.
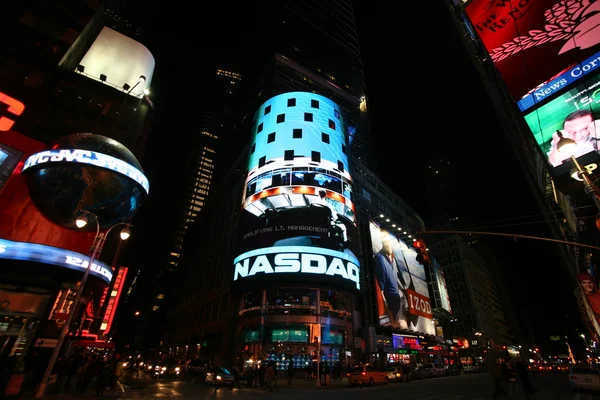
xmin=233 ymin=92 xmax=360 ymax=293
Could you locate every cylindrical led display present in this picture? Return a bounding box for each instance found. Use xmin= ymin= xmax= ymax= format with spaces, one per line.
xmin=233 ymin=92 xmax=360 ymax=293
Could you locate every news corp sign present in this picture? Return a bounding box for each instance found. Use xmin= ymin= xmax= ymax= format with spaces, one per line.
xmin=22 ymin=149 xmax=149 ymax=194
xmin=232 ymin=92 xmax=361 ymax=293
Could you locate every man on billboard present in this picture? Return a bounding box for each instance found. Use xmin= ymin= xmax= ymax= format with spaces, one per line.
xmin=315 ymin=190 xmax=348 ymax=244
xmin=546 ymin=109 xmax=600 ymax=166
xmin=577 ymin=271 xmax=600 ymax=324
xmin=374 ymin=234 xmax=409 ymax=330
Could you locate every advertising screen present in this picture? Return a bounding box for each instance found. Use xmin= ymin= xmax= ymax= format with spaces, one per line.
xmin=232 ymin=92 xmax=360 ymax=293
xmin=524 ymin=71 xmax=600 ymax=176
xmin=369 ymin=221 xmax=435 ymax=335
xmin=0 ymin=143 xmax=23 ymax=192
xmin=465 ymin=0 xmax=600 ymax=101
xmin=432 ymin=259 xmax=452 ymax=314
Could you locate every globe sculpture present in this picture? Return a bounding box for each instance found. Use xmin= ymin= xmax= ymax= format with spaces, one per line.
xmin=22 ymin=133 xmax=149 ymax=229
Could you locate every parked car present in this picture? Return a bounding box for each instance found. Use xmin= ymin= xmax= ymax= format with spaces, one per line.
xmin=347 ymin=364 xmax=389 ymax=386
xmin=206 ymin=367 xmax=234 ymax=387
xmin=414 ymin=363 xmax=445 ymax=379
xmin=569 ymin=365 xmax=600 ymax=392
xmin=385 ymin=366 xmax=403 ymax=382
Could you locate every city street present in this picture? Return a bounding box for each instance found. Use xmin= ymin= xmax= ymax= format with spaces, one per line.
xmin=105 ymin=373 xmax=597 ymax=400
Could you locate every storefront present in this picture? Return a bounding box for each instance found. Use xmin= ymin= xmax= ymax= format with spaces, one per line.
xmin=237 ymin=288 xmax=355 ymax=371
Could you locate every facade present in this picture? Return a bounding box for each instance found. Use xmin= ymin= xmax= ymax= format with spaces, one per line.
xmin=0 ymin=1 xmax=155 ymax=393
xmin=443 ymin=0 xmax=600 ymax=351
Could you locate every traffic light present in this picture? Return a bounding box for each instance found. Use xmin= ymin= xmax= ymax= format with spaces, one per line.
xmin=413 ymin=239 xmax=430 ymax=267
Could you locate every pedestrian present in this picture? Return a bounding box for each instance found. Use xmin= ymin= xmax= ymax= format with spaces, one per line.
xmin=95 ymin=359 xmax=111 ymax=396
xmin=265 ymin=363 xmax=276 ymax=392
xmin=78 ymin=355 xmax=102 ymax=395
xmin=488 ymin=357 xmax=512 ymax=400
xmin=232 ymin=366 xmax=241 ymax=389
xmin=403 ymin=362 xmax=411 ymax=383
xmin=258 ymin=363 xmax=265 ymax=388
xmin=287 ymin=361 xmax=294 ymax=386
xmin=514 ymin=358 xmax=536 ymax=399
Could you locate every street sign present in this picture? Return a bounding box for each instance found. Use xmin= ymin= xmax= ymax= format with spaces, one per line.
xmin=35 ymin=338 xmax=58 ymax=348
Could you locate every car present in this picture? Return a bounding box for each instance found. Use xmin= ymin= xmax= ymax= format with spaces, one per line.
xmin=347 ymin=364 xmax=389 ymax=386
xmin=206 ymin=367 xmax=235 ymax=387
xmin=385 ymin=366 xmax=403 ymax=382
xmin=154 ymin=359 xmax=182 ymax=377
xmin=413 ymin=363 xmax=445 ymax=379
xmin=569 ymin=365 xmax=600 ymax=392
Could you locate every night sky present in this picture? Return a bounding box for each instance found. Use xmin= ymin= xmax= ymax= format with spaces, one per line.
xmin=133 ymin=0 xmax=586 ymax=354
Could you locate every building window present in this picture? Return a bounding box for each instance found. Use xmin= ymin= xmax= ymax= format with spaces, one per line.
xmin=342 ymin=144 xmax=346 ymax=154
xmin=251 ymin=143 xmax=256 ymax=154
xmin=337 ymin=160 xmax=344 ymax=172
xmin=264 ymin=105 xmax=271 ymax=115
xmin=312 ymin=151 xmax=321 ymax=163
xmin=284 ymin=150 xmax=294 ymax=161
xmin=277 ymin=114 xmax=285 ymax=123
xmin=267 ymin=132 xmax=276 ymax=143
xmin=304 ymin=113 xmax=313 ymax=122
xmin=293 ymin=128 xmax=302 ymax=139
xmin=329 ymin=119 xmax=335 ymax=129
xmin=257 ymin=122 xmax=263 ymax=133
xmin=259 ymin=156 xmax=266 ymax=168
xmin=321 ymin=132 xmax=330 ymax=144
xmin=334 ymin=109 xmax=340 ymax=119
xmin=311 ymin=99 xmax=319 ymax=109
xmin=287 ymin=98 xmax=296 ymax=107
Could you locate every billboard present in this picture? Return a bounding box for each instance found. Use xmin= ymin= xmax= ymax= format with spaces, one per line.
xmin=369 ymin=221 xmax=435 ymax=335
xmin=75 ymin=27 xmax=154 ymax=98
xmin=524 ymin=71 xmax=600 ymax=177
xmin=464 ymin=0 xmax=600 ymax=101
xmin=432 ymin=259 xmax=452 ymax=314
xmin=232 ymin=92 xmax=360 ymax=293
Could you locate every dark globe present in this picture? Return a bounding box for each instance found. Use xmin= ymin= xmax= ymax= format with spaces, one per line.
xmin=24 ymin=133 xmax=148 ymax=229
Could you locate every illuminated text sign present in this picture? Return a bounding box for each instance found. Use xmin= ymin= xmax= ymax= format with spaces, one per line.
xmin=0 ymin=92 xmax=25 ymax=131
xmin=0 ymin=238 xmax=112 ymax=283
xmin=22 ymin=149 xmax=149 ymax=194
xmin=233 ymin=246 xmax=360 ymax=290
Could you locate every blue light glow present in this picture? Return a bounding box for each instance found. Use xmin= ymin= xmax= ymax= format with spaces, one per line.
xmin=0 ymin=238 xmax=112 ymax=283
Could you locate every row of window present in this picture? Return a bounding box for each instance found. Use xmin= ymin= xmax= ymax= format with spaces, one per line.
xmin=263 ymin=98 xmax=340 ymax=118
xmin=251 ymin=130 xmax=343 ymax=151
xmin=255 ymin=151 xmax=344 ymax=172
xmin=257 ymin=113 xmax=336 ymax=133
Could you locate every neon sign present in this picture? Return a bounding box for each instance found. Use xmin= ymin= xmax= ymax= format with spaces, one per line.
xmin=0 ymin=92 xmax=25 ymax=131
xmin=22 ymin=149 xmax=149 ymax=194
xmin=233 ymin=246 xmax=360 ymax=290
xmin=0 ymin=238 xmax=112 ymax=283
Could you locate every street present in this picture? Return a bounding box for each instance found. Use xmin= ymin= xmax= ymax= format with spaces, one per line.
xmin=109 ymin=373 xmax=600 ymax=400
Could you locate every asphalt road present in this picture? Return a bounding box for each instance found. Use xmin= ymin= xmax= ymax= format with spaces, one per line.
xmin=113 ymin=372 xmax=600 ymax=400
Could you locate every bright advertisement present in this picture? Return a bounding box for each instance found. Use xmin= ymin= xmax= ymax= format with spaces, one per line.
xmin=369 ymin=221 xmax=435 ymax=335
xmin=464 ymin=0 xmax=600 ymax=101
xmin=433 ymin=259 xmax=452 ymax=314
xmin=232 ymin=92 xmax=360 ymax=293
xmin=524 ymin=71 xmax=600 ymax=175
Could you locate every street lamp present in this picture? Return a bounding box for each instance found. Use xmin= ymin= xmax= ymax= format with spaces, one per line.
xmin=557 ymin=135 xmax=600 ymax=229
xmin=35 ymin=210 xmax=132 ymax=398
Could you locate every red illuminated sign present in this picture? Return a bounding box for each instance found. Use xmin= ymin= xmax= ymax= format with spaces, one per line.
xmin=406 ymin=289 xmax=433 ymax=319
xmin=0 ymin=92 xmax=25 ymax=132
xmin=465 ymin=0 xmax=600 ymax=100
xmin=100 ymin=267 xmax=128 ymax=333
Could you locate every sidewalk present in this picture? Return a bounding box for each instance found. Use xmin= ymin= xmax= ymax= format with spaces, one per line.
xmin=244 ymin=376 xmax=350 ymax=390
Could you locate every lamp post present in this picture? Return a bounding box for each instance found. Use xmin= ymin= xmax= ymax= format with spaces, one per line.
xmin=557 ymin=135 xmax=600 ymax=229
xmin=34 ymin=211 xmax=131 ymax=398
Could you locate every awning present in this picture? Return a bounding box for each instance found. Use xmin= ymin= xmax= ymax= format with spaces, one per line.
xmin=72 ymin=340 xmax=115 ymax=349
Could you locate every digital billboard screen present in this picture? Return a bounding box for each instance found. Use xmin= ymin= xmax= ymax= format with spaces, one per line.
xmin=465 ymin=0 xmax=600 ymax=101
xmin=0 ymin=143 xmax=23 ymax=192
xmin=369 ymin=221 xmax=435 ymax=335
xmin=232 ymin=92 xmax=360 ymax=293
xmin=432 ymin=259 xmax=452 ymax=314
xmin=524 ymin=71 xmax=600 ymax=177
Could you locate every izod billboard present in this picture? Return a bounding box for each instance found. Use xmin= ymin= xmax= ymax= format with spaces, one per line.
xmin=232 ymin=92 xmax=360 ymax=293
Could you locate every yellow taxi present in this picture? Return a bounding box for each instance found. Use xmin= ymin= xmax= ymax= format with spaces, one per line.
xmin=347 ymin=364 xmax=389 ymax=386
